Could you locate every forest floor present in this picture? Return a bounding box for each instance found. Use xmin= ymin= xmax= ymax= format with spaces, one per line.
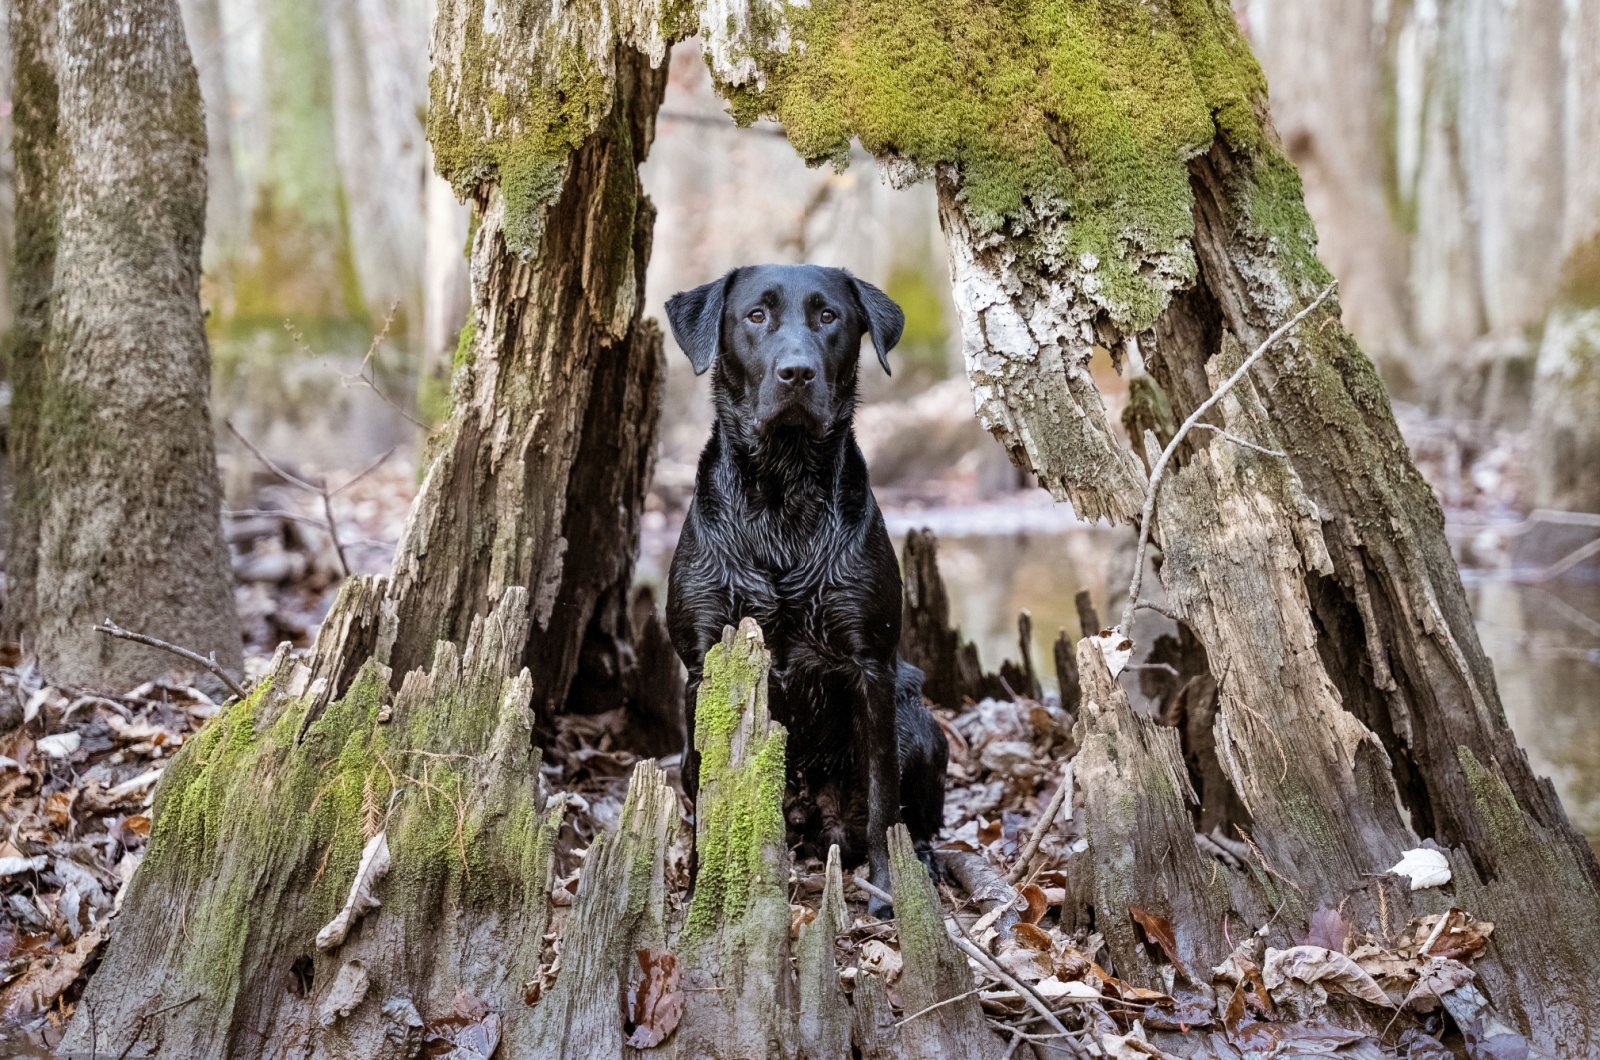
xmin=0 ymin=403 xmax=1559 ymax=1057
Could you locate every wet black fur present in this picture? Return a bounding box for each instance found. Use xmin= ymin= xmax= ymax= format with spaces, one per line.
xmin=664 ymin=264 xmax=947 ymax=913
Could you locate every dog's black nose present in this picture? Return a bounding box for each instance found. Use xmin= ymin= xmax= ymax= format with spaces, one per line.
xmin=776 ymin=362 xmax=816 ymax=387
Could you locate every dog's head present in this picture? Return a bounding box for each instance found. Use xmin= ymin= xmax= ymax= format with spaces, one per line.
xmin=665 ymin=265 xmax=904 ymax=439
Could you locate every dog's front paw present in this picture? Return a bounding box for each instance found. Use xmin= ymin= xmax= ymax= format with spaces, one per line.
xmin=866 ymin=894 xmax=895 ymax=921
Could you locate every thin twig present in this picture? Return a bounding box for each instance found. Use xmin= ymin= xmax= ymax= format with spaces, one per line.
xmin=1133 ymin=600 xmax=1183 ymax=623
xmin=225 ymin=419 xmax=395 ymax=579
xmin=1189 ymin=421 xmax=1287 ymax=457
xmin=1006 ymin=760 xmax=1073 ymax=885
xmin=893 ymin=984 xmax=986 ymax=1028
xmin=947 ymin=923 xmax=1071 ymax=1038
xmin=1119 ymin=282 xmax=1337 ymax=635
xmin=116 ymin=994 xmax=201 ymax=1060
xmin=94 ymin=621 xmax=246 ymax=700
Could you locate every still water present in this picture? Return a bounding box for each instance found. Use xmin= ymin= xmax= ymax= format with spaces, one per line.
xmin=640 ymin=501 xmax=1600 ymax=841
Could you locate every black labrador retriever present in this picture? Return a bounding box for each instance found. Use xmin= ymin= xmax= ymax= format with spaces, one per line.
xmin=664 ymin=263 xmax=947 ymax=914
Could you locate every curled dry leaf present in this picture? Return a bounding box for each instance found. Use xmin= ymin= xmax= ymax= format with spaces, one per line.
xmin=1389 ymin=847 xmax=1451 ymax=890
xmin=624 ymin=948 xmax=684 ymax=1049
xmin=1018 ymin=883 xmax=1048 ymax=925
xmin=0 ymin=856 xmax=47 ymax=878
xmin=1415 ymin=909 xmax=1494 ymax=961
xmin=1012 ymin=923 xmax=1053 ymax=951
xmin=316 ymin=830 xmax=390 ymax=950
xmin=423 ymin=988 xmax=501 ymax=1059
xmin=858 ymin=938 xmax=904 ymax=984
xmin=1264 ymin=945 xmax=1394 ymax=1009
xmin=1129 ymin=904 xmax=1190 ymax=979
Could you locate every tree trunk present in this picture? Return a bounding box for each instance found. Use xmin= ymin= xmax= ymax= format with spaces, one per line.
xmin=232 ymin=0 xmax=360 ymax=322
xmin=4 ymin=0 xmax=59 ymax=655
xmin=1530 ymin=0 xmax=1600 ymax=512
xmin=7 ymin=0 xmax=242 ymax=689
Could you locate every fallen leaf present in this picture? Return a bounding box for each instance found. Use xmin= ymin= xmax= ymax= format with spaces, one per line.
xmin=858 ymin=939 xmax=903 ymax=984
xmin=316 ymin=831 xmax=391 ymax=950
xmin=1129 ymin=904 xmax=1190 ymax=979
xmin=45 ymin=791 xmax=76 ymax=828
xmin=1018 ymin=884 xmax=1048 ymax=925
xmin=317 ymin=959 xmax=371 ymax=1026
xmin=1032 ymin=976 xmax=1100 ymax=1001
xmin=0 ymin=856 xmax=47 ymax=878
xmin=37 ymin=732 xmax=82 ymax=759
xmin=1389 ymin=847 xmax=1451 ymax=890
xmin=1263 ymin=945 xmax=1394 ymax=1009
xmin=1012 ymin=923 xmax=1053 ymax=951
xmin=1405 ymin=957 xmax=1475 ymax=1007
xmin=624 ymin=948 xmax=683 ymax=1049
xmin=423 ymin=988 xmax=501 ymax=1059
xmin=1302 ymin=903 xmax=1349 ymax=953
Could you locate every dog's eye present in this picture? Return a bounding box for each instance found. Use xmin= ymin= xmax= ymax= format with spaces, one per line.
xmin=819 ymin=309 xmax=837 ymax=324
xmin=747 ymin=308 xmax=766 ymax=324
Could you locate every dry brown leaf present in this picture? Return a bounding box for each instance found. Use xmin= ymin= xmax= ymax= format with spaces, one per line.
xmin=1264 ymin=945 xmax=1393 ymax=1009
xmin=625 ymin=948 xmax=684 ymax=1049
xmin=790 ymin=903 xmax=818 ymax=940
xmin=1129 ymin=904 xmax=1190 ymax=979
xmin=1018 ymin=883 xmax=1048 ymax=925
xmin=1012 ymin=923 xmax=1053 ymax=951
xmin=1052 ymin=947 xmax=1090 ymax=981
xmin=0 ymin=921 xmax=107 ymax=1018
xmin=1415 ymin=909 xmax=1494 ymax=962
xmin=423 ymin=988 xmax=501 ymax=1059
xmin=122 ymin=814 xmax=152 ymax=837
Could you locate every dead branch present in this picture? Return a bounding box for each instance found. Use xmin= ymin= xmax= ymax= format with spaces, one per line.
xmin=93 ymin=621 xmax=248 ymax=701
xmin=947 ymin=917 xmax=1071 ymax=1038
xmin=1119 ymin=282 xmax=1337 ymax=636
xmin=225 ymin=417 xmax=396 ymax=579
xmin=1006 ymin=760 xmax=1073 ymax=885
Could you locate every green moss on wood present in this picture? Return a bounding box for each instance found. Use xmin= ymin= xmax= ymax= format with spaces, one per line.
xmin=711 ymin=0 xmax=1303 ymax=329
xmin=427 ymin=0 xmax=616 ymax=255
xmin=684 ymin=629 xmax=789 ymax=942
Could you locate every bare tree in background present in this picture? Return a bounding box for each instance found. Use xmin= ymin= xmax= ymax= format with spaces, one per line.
xmin=6 ymin=0 xmax=241 ymax=688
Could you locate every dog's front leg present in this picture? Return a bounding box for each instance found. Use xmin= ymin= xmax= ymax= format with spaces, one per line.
xmin=855 ymin=664 xmax=901 ymax=918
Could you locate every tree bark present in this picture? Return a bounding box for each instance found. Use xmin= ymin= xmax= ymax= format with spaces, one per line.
xmin=4 ymin=0 xmax=59 ymax=655
xmin=7 ymin=0 xmax=242 ymax=689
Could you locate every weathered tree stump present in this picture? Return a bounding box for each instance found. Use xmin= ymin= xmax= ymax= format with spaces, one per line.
xmin=899 ymin=528 xmax=1009 ymax=710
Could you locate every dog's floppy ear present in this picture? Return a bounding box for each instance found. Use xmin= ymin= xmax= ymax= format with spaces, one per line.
xmin=665 ymin=270 xmax=736 ymax=376
xmin=848 ymin=274 xmax=905 ymax=375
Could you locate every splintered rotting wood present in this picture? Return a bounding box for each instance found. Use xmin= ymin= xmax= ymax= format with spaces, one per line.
xmin=1073 ymin=636 xmax=1261 ymax=991
xmin=64 ymin=585 xmax=566 ymax=1059
xmin=795 ymin=846 xmax=851 ymax=1060
xmin=886 ymin=826 xmax=1005 ymax=1059
xmin=524 ymin=760 xmax=677 ymax=1057
xmin=675 ymin=617 xmax=794 ymax=1059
